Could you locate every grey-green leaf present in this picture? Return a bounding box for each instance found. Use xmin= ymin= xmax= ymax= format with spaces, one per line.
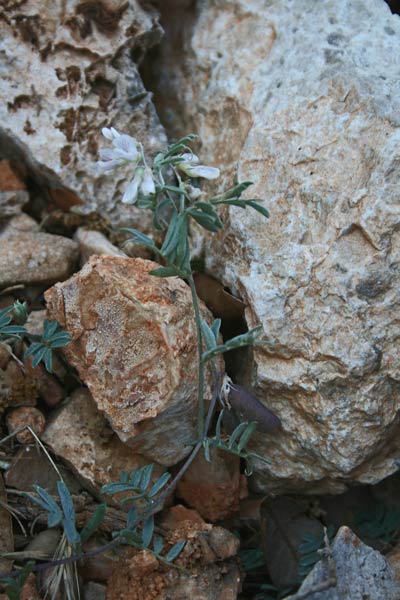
xmin=166 ymin=539 xmax=185 ymax=562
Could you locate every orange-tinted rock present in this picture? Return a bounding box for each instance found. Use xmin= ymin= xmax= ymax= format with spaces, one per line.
xmin=106 ymin=510 xmax=241 ymax=600
xmin=0 ymin=160 xmax=28 ymax=218
xmin=45 ymin=256 xmax=215 ymax=466
xmin=6 ymin=406 xmax=45 ymax=443
xmin=176 ymin=448 xmax=247 ymax=522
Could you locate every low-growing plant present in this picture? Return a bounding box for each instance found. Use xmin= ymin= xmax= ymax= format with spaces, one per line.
xmin=0 ymin=302 xmax=71 ymax=373
xmin=0 ymin=129 xmax=272 ymax=597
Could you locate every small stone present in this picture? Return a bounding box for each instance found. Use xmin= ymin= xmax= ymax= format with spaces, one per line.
xmin=0 ymin=213 xmax=39 ymax=238
xmin=0 ymin=160 xmax=28 ymax=219
xmin=24 ymin=353 xmax=66 ymax=408
xmin=176 ymin=447 xmax=247 ymax=522
xmin=83 ymin=582 xmax=106 ymax=600
xmin=0 ymin=345 xmax=10 ymax=370
xmin=106 ymin=511 xmax=241 ymax=600
xmin=74 ymin=228 xmax=126 ymax=266
xmin=4 ymin=359 xmax=38 ymax=408
xmin=0 ymin=231 xmax=78 ymax=289
xmin=6 ymin=406 xmax=45 ymax=443
xmin=4 ymin=445 xmax=77 ymax=494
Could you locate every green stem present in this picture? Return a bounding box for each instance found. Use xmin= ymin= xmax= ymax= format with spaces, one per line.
xmin=187 ymin=273 xmax=205 ymax=439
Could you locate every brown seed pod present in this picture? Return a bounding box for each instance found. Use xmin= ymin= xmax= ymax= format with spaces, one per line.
xmin=227 ymin=383 xmax=281 ymax=433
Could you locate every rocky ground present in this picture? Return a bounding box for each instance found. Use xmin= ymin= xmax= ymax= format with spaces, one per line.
xmin=1 ymin=1 xmax=400 ymax=599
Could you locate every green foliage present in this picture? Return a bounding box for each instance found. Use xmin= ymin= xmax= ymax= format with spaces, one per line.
xmin=203 ymin=410 xmax=271 ymax=475
xmin=0 ymin=305 xmax=26 ymax=340
xmin=0 ymin=302 xmax=70 ymax=373
xmin=297 ymin=525 xmax=336 ymax=578
xmin=354 ymin=503 xmax=400 ymax=544
xmin=122 ymin=134 xmax=268 ymax=278
xmin=24 ymin=319 xmax=71 ymax=373
xmin=200 ymin=323 xmax=263 ymax=363
xmin=28 ymin=481 xmax=105 ymax=550
xmin=101 ymin=465 xmax=185 ymax=567
xmin=0 ymin=561 xmax=35 ymax=600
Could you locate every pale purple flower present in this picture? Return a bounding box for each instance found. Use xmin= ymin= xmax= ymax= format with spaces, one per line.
xmin=176 ymin=152 xmax=220 ymax=180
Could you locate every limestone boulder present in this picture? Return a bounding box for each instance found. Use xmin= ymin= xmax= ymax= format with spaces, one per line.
xmin=0 ymin=0 xmax=166 ymax=230
xmin=45 ymin=256 xmax=214 ymax=466
xmin=151 ymin=0 xmax=400 ymax=493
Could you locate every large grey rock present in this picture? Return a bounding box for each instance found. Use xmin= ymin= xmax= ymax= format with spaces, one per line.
xmin=284 ymin=526 xmax=400 ymax=600
xmin=150 ymin=0 xmax=400 ymax=493
xmin=0 ymin=0 xmax=166 ymax=230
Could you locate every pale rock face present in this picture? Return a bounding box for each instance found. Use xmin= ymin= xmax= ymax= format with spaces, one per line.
xmin=0 ymin=0 xmax=166 ymax=229
xmin=284 ymin=527 xmax=400 ymax=600
xmin=151 ymin=0 xmax=400 ymax=492
xmin=0 ymin=229 xmax=79 ymax=288
xmin=45 ymin=256 xmax=214 ymax=466
xmin=42 ymin=388 xmax=163 ymax=492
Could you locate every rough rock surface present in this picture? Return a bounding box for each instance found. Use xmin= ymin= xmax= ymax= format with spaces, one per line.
xmin=106 ymin=506 xmax=241 ymax=600
xmin=0 ymin=0 xmax=166 ymax=230
xmin=0 ymin=160 xmax=29 ymax=219
xmin=151 ymin=0 xmax=400 ymax=493
xmin=45 ymin=256 xmax=214 ymax=465
xmin=176 ymin=448 xmax=247 ymax=522
xmin=74 ymin=227 xmax=126 ymax=265
xmin=0 ymin=227 xmax=78 ymax=289
xmin=284 ymin=526 xmax=400 ymax=600
xmin=42 ymin=387 xmax=162 ymax=492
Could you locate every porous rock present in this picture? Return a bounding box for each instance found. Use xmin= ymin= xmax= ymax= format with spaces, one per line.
xmin=106 ymin=506 xmax=241 ymax=600
xmin=42 ymin=387 xmax=162 ymax=492
xmin=45 ymin=256 xmax=214 ymax=466
xmin=0 ymin=0 xmax=166 ymax=230
xmin=0 ymin=229 xmax=78 ymax=289
xmin=151 ymin=0 xmax=400 ymax=493
xmin=284 ymin=526 xmax=400 ymax=600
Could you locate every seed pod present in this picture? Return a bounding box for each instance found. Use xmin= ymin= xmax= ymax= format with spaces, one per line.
xmin=227 ymin=384 xmax=281 ymax=433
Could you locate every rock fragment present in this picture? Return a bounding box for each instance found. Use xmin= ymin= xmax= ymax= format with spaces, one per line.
xmin=176 ymin=448 xmax=247 ymax=522
xmin=106 ymin=506 xmax=241 ymax=600
xmin=6 ymin=406 xmax=46 ymax=444
xmin=284 ymin=526 xmax=400 ymax=600
xmin=74 ymin=228 xmax=126 ymax=266
xmin=0 ymin=230 xmax=78 ymax=289
xmin=42 ymin=388 xmax=162 ymax=493
xmin=0 ymin=160 xmax=28 ymax=219
xmin=45 ymin=256 xmax=215 ymax=466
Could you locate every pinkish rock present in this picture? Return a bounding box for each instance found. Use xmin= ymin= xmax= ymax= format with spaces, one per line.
xmin=45 ymin=256 xmax=215 ymax=466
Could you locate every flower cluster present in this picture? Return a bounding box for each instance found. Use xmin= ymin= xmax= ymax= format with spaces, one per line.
xmin=98 ymin=127 xmax=220 ymax=205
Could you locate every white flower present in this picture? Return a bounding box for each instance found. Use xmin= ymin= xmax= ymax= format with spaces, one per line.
xmin=122 ymin=166 xmax=156 ymax=204
xmin=176 ymin=152 xmax=220 ymax=180
xmin=186 ymin=184 xmax=203 ymax=201
xmin=98 ymin=127 xmax=140 ymax=172
xmin=141 ymin=167 xmax=156 ymax=195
